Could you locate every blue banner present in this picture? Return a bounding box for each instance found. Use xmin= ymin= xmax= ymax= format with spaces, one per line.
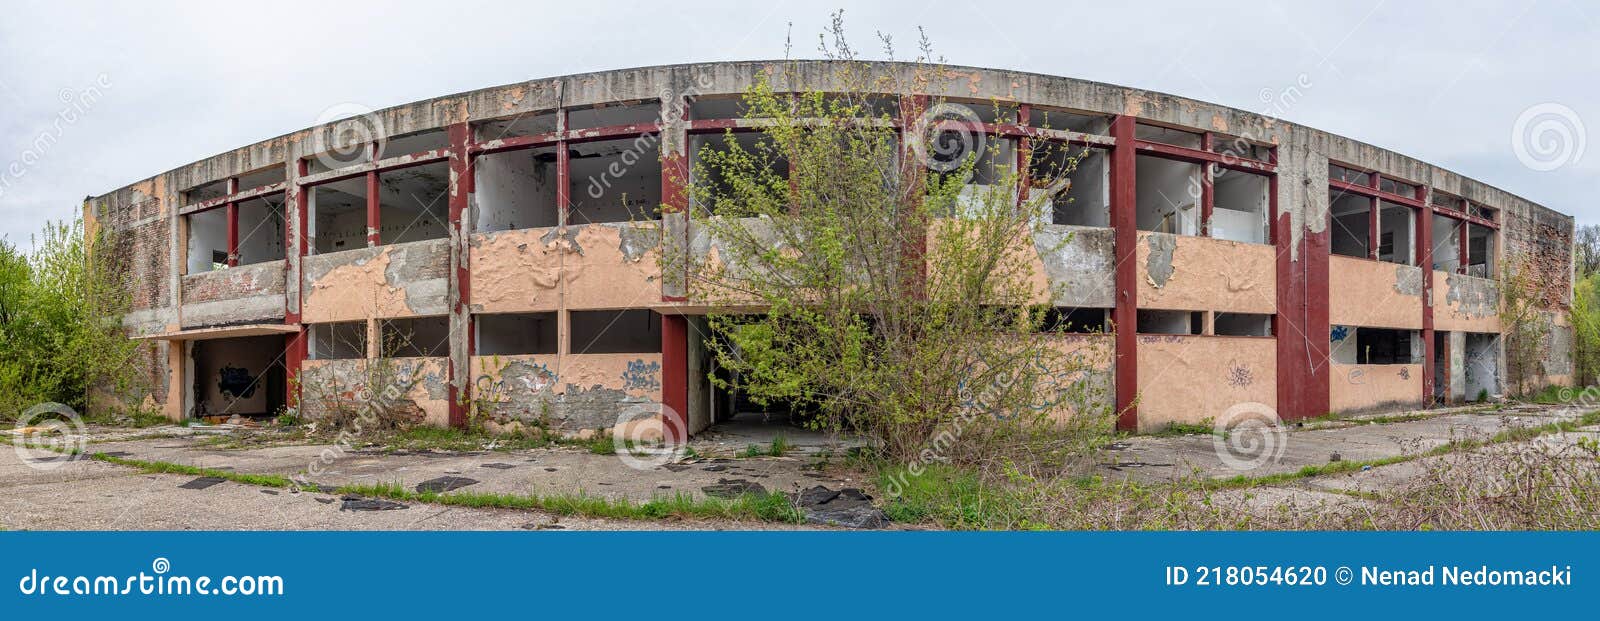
xmin=1 ymin=532 xmax=1591 ymax=618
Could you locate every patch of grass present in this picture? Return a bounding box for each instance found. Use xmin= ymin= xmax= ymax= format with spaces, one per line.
xmin=385 ymin=426 xmax=558 ymax=453
xmin=586 ymin=432 xmax=617 ymax=455
xmin=337 ymin=481 xmax=803 ymax=523
xmin=737 ymin=435 xmax=794 ymax=458
xmin=90 ymin=453 xmax=304 ymax=489
xmin=1152 ymin=420 xmax=1220 ymax=437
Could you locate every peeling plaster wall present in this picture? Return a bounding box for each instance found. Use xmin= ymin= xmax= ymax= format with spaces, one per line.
xmin=1433 ymin=272 xmax=1500 ymax=333
xmin=1032 ymin=225 xmax=1115 ymax=308
xmin=1135 ymin=335 xmax=1275 ymax=430
xmin=1041 ymin=334 xmax=1116 ymax=424
xmin=469 ymin=223 xmax=660 ymax=314
xmin=1329 ymin=255 xmax=1422 ymax=329
xmin=470 ymin=353 xmax=662 ymax=433
xmin=298 ymin=357 xmax=451 ymax=427
xmin=1331 ymin=363 xmax=1423 ymax=413
xmin=302 ymin=239 xmax=450 ymax=322
xmin=1136 ymin=233 xmax=1275 ymax=314
xmin=179 ymin=260 xmax=286 ymax=328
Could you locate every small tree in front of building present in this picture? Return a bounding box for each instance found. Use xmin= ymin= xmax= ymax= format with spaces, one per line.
xmin=675 ymin=17 xmax=1113 ymax=464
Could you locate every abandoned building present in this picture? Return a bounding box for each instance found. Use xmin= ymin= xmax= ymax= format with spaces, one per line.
xmin=85 ymin=61 xmax=1576 ymax=436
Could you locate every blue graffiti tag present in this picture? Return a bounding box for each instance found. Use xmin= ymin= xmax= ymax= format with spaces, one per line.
xmin=1330 ymin=325 xmax=1350 ymax=342
xmin=621 ymin=359 xmax=662 ymax=391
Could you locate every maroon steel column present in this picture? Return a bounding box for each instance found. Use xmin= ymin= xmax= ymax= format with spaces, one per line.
xmin=225 ymin=177 xmax=239 ymax=267
xmin=1418 ymin=188 xmax=1435 ymax=404
xmin=1109 ymin=116 xmax=1138 ymax=431
xmin=1199 ymin=133 xmax=1214 ymax=237
xmin=446 ymin=122 xmax=472 ymax=429
xmin=1367 ymin=173 xmax=1381 ymax=260
xmin=661 ymin=314 xmax=688 ymax=443
xmin=1275 ymin=166 xmax=1330 ymax=421
xmin=286 ymin=159 xmax=308 ymax=409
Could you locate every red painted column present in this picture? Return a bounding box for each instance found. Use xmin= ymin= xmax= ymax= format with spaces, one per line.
xmin=1418 ymin=188 xmax=1435 ymax=405
xmin=1367 ymin=173 xmax=1381 ymax=260
xmin=1458 ymin=199 xmax=1470 ymax=274
xmin=1275 ymin=169 xmax=1330 ymax=421
xmin=286 ymin=159 xmax=308 ymax=409
xmin=225 ymin=177 xmax=239 ymax=267
xmin=365 ymin=174 xmax=380 ymax=247
xmin=446 ymin=122 xmax=473 ymax=429
xmin=1199 ymin=133 xmax=1214 ymax=237
xmin=661 ymin=314 xmax=688 ymax=444
xmin=284 ymin=329 xmax=306 ymax=409
xmin=1109 ymin=116 xmax=1139 ymax=431
xmin=1016 ymin=105 xmax=1031 ymax=208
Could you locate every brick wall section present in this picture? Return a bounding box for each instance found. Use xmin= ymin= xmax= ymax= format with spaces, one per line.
xmin=101 ymin=197 xmax=169 ymax=312
xmin=1504 ymin=207 xmax=1573 ymax=310
xmin=181 ymin=262 xmax=286 ymax=305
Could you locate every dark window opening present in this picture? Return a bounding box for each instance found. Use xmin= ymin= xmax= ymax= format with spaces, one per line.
xmin=1209 ymin=133 xmax=1274 ymax=163
xmin=379 ymin=316 xmax=450 ymax=358
xmin=1329 ymin=163 xmax=1371 ymax=186
xmin=1030 ymin=142 xmax=1109 ymax=227
xmin=1353 ymin=328 xmax=1416 ymax=365
xmin=1025 ymin=107 xmax=1112 ymax=135
xmin=567 ymin=101 xmax=660 ymax=130
xmin=1329 ymin=190 xmax=1371 ymax=259
xmin=570 ymin=309 xmax=660 ymax=354
xmin=1379 ymin=176 xmax=1418 ymax=198
xmin=1467 ymin=224 xmax=1494 ymax=277
xmin=1138 ymin=310 xmax=1202 ymax=335
xmin=310 ymin=322 xmax=366 ymax=360
xmin=1134 ymin=123 xmax=1202 ymax=149
xmin=568 ymin=137 xmax=662 ymax=224
xmin=1214 ymin=312 xmax=1273 ymax=337
xmin=475 ymin=312 xmax=558 ymax=355
xmin=183 ymin=178 xmax=230 ymax=205
xmin=689 ymin=132 xmax=789 ymax=216
xmin=1041 ymin=307 xmax=1109 ymax=333
xmin=191 ymin=335 xmax=286 ymax=419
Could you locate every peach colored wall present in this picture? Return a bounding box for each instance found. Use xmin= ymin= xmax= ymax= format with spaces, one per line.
xmin=1134 ymin=335 xmax=1276 ymax=430
xmin=1432 ymin=270 xmax=1500 ymax=333
xmin=302 ymin=240 xmax=449 ymax=323
xmin=1329 ymin=255 xmax=1422 ymax=329
xmin=1039 ymin=334 xmax=1115 ymax=423
xmin=470 ymin=223 xmax=660 ymax=315
xmin=470 ymin=352 xmax=664 ymax=434
xmin=1329 ymin=363 xmax=1422 ymax=413
xmin=1136 ymin=233 xmax=1274 ymax=314
xmin=299 ymin=357 xmax=451 ymax=427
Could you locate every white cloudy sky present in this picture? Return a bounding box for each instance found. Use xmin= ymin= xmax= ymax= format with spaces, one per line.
xmin=0 ymin=0 xmax=1594 ymax=247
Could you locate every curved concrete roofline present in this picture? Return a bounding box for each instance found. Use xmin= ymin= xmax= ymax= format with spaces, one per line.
xmin=88 ymin=59 xmax=1567 ymax=220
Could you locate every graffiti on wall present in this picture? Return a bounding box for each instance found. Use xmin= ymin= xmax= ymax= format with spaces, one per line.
xmin=621 ymin=359 xmax=662 ymax=392
xmin=217 ymin=365 xmax=257 ymax=399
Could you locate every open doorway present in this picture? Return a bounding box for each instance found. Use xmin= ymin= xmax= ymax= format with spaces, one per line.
xmin=191 ymin=335 xmax=287 ymax=421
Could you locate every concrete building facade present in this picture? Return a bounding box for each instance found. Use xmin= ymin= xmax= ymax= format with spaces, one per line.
xmin=85 ymin=61 xmax=1576 ymax=437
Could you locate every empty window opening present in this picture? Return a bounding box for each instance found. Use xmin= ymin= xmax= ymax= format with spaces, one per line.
xmin=378 ymin=129 xmax=449 ymax=159
xmin=475 ymin=312 xmax=558 ymax=355
xmin=185 ymin=208 xmax=229 ymax=273
xmin=1210 ymin=171 xmax=1269 ymax=244
xmin=304 ymin=145 xmax=373 ymax=175
xmin=310 ymin=322 xmax=367 ymax=360
xmin=570 ymin=309 xmax=660 ymax=354
xmin=1468 ymin=203 xmax=1497 ymax=223
xmin=1377 ymin=201 xmax=1414 ymax=265
xmin=1430 ymin=190 xmax=1460 ymax=211
xmin=1026 ymin=107 xmax=1111 ymax=135
xmin=191 ymin=335 xmax=286 ymax=419
xmin=474 ymin=146 xmax=560 ymax=232
xmin=1214 ymin=312 xmax=1273 ymax=337
xmin=1379 ymin=176 xmax=1418 ymax=198
xmin=1431 ymin=215 xmax=1462 ymax=272
xmin=567 ymin=101 xmax=660 ymax=130
xmin=1329 ymin=163 xmax=1371 ymax=186
xmin=958 ymin=100 xmax=1018 ymax=124
xmin=1135 ymin=156 xmax=1201 ymax=235
xmin=183 ymin=178 xmax=230 ymax=205
xmin=378 ymin=163 xmax=450 ymax=245
xmin=1031 ymin=143 xmax=1109 ymax=227
xmin=689 ymin=132 xmax=789 ymax=216
xmin=944 ymin=138 xmax=1017 ymax=217
xmin=1041 ymin=307 xmax=1109 ymax=333
xmin=569 ymin=137 xmax=662 ymax=224
xmin=1209 ymin=133 xmax=1273 ymax=163
xmin=1467 ymin=224 xmax=1494 ymax=277
xmin=477 ymin=111 xmax=561 ymax=140
xmin=1351 ymin=328 xmax=1417 ymax=365
xmin=688 ymin=96 xmax=747 ymax=120
xmin=235 ymin=194 xmax=286 ymax=266
xmin=309 ymin=179 xmax=365 ymax=254
xmin=1134 ymin=124 xmax=1202 ymax=149
xmin=1138 ymin=309 xmax=1202 ymax=335
xmin=1329 ymin=190 xmax=1371 ymax=258
xmin=236 ymin=167 xmax=286 ymax=193
xmin=380 ymin=316 xmax=450 ymax=358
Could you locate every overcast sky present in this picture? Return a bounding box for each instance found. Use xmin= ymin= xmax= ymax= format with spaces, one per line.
xmin=1 ymin=0 xmax=1594 ymax=247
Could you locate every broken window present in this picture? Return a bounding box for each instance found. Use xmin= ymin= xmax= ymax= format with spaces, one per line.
xmin=474 ymin=146 xmax=560 ymax=232
xmin=1040 ymin=307 xmax=1109 ymax=333
xmin=310 ymin=322 xmax=367 ymax=360
xmin=185 ymin=208 xmax=229 ymax=273
xmin=1379 ymin=176 xmax=1418 ymax=199
xmin=183 ymin=179 xmax=230 ymax=205
xmin=477 ymin=111 xmax=561 ymax=140
xmin=1026 ymin=107 xmax=1111 ymax=135
xmin=1214 ymin=312 xmax=1273 ymax=337
xmin=475 ymin=312 xmax=558 ymax=356
xmin=689 ymin=132 xmax=789 ymax=216
xmin=1431 ymin=214 xmax=1463 ymax=272
xmin=1377 ymin=201 xmax=1415 ymax=265
xmin=567 ymin=101 xmax=660 ymax=130
xmin=378 ymin=129 xmax=449 ymax=159
xmin=945 ymin=137 xmax=1018 ymax=218
xmin=1030 ymin=142 xmax=1109 ymax=227
xmin=309 ymin=162 xmax=451 ymax=253
xmin=1430 ymin=190 xmax=1460 ymax=211
xmin=570 ymin=309 xmax=660 ymax=354
xmin=1468 ymin=203 xmax=1497 ymax=223
xmin=1135 ymin=156 xmax=1201 ymax=235
xmin=1352 ymin=328 xmax=1417 ymax=364
xmin=379 ymin=316 xmax=450 ymax=358
xmin=1209 ymin=133 xmax=1273 ymax=163
xmin=1328 ymin=163 xmax=1371 ymax=186
xmin=236 ymin=166 xmax=285 ymax=193
xmin=689 ymin=96 xmax=747 ymax=120
xmin=1466 ymin=224 xmax=1495 ymax=277
xmin=1329 ymin=189 xmax=1371 ymax=258
xmin=1210 ymin=170 xmax=1269 ymax=244
xmin=1137 ymin=309 xmax=1202 ymax=335
xmin=568 ymin=137 xmax=663 ymax=224
xmin=1134 ymin=123 xmax=1202 ymax=149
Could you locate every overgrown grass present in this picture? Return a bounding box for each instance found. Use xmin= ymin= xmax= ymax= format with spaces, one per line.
xmin=738 ymin=435 xmax=793 ymax=458
xmin=90 ymin=453 xmax=305 ymax=489
xmin=338 ymin=481 xmax=803 ymax=523
xmin=381 ymin=426 xmax=564 ymax=453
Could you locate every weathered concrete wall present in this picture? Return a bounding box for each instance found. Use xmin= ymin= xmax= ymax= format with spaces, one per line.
xmin=470 ymin=353 xmax=663 ymax=433
xmin=1432 ymin=271 xmax=1500 ymax=333
xmin=1032 ymin=225 xmax=1115 ymax=308
xmin=298 ymin=357 xmax=451 ymax=427
xmin=1330 ymin=363 xmax=1423 ymax=413
xmin=1329 ymin=255 xmax=1423 ymax=329
xmin=1040 ymin=334 xmax=1116 ymax=424
xmin=1135 ymin=335 xmax=1276 ymax=430
xmin=471 ymin=223 xmax=661 ymax=314
xmin=301 ymin=239 xmax=449 ymax=322
xmin=1136 ymin=233 xmax=1274 ymax=314
xmin=180 ymin=260 xmax=286 ymax=328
